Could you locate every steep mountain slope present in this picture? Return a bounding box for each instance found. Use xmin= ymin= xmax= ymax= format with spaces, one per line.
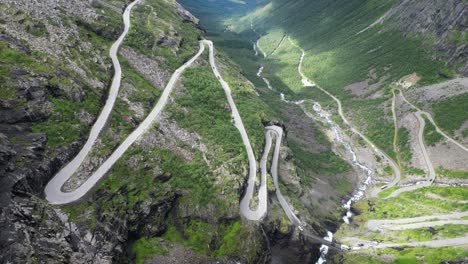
xmin=0 ymin=0 xmax=268 ymax=262
xmin=186 ymin=0 xmax=468 ymax=179
xmin=238 ymin=0 xmax=467 ymax=158
xmin=3 ymin=0 xmax=465 ymax=263
xmin=178 ymin=0 xmax=468 ymax=263
xmin=0 ymin=0 xmax=362 ymax=263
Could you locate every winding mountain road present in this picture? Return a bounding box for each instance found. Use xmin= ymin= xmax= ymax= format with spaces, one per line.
xmin=343 ymin=235 xmax=468 ymax=250
xmin=341 ymin=211 xmax=468 ymax=250
xmin=366 ymin=211 xmax=468 ymax=231
xmin=391 ymin=90 xmax=402 ymax=168
xmin=263 ymin=126 xmax=302 ymax=226
xmin=45 ymin=0 xmax=143 ymax=204
xmin=46 ymin=40 xmax=206 ymax=204
xmin=382 ymin=89 xmax=468 ymax=198
xmin=398 ymin=89 xmax=468 ymax=153
xmin=45 ymin=7 xmax=299 ymax=230
xmin=384 ymin=111 xmax=436 ymax=198
xmin=45 ymin=3 xmax=261 ymax=206
xmin=287 ymin=38 xmax=401 ymax=197
xmin=46 ymin=35 xmax=264 ymax=206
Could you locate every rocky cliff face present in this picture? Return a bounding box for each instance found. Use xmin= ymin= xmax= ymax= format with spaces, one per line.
xmin=0 ymin=0 xmax=356 ymax=262
xmin=0 ymin=0 xmax=215 ymax=262
xmin=382 ymin=0 xmax=467 ymax=75
xmin=0 ymin=0 xmax=114 ymax=262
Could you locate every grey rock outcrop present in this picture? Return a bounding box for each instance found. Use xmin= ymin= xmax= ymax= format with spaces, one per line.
xmin=382 ymin=0 xmax=468 ymax=75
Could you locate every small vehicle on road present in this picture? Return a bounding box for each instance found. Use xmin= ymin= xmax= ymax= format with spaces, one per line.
xmin=341 ymin=245 xmax=351 ymax=250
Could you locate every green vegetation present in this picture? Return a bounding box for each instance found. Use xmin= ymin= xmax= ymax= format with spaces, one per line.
xmin=377 ymin=185 xmax=399 ymax=198
xmin=257 ymin=29 xmax=285 ymax=55
xmin=346 ymin=97 xmax=397 ymax=161
xmin=415 ymin=186 xmax=468 ymax=200
xmin=215 ymin=221 xmax=244 ymax=257
xmin=451 ymin=30 xmax=467 ymax=45
xmin=237 ymin=0 xmax=452 ymax=88
xmin=353 ymin=186 xmax=468 ymax=220
xmin=462 ymin=128 xmax=468 ymax=138
xmin=288 ymin=139 xmax=349 ymax=176
xmin=341 ymin=247 xmax=468 ymax=264
xmin=170 ymin=67 xmax=244 ymax=159
xmin=130 ymin=218 xmax=260 ymax=262
xmin=431 ymin=93 xmax=468 ymax=136
xmin=261 ymin=39 xmax=304 ymax=94
xmin=120 ymin=57 xmax=162 ymax=99
xmin=396 ymin=127 xmax=412 ymax=162
xmin=336 ymin=184 xmax=467 ymax=263
xmin=62 ymin=5 xmax=269 ymax=261
xmin=178 ymin=0 xmax=261 ymax=32
xmin=125 ymin=2 xmax=202 ymax=71
xmin=1 ymin=2 xmax=122 ymax=150
xmin=160 ymin=219 xmax=249 ymax=257
xmin=0 ymin=42 xmax=33 ymax=64
xmin=404 ymin=166 xmax=426 ymax=176
xmin=32 ymin=96 xmax=101 ymax=147
xmin=383 ymin=165 xmax=393 ymax=175
xmin=186 ymin=0 xmax=456 ymax=165
xmin=6 ymin=1 xmax=274 ymax=262
xmin=64 ymin=138 xmax=224 ymax=228
xmin=25 ymin=20 xmax=48 ymax=37
xmin=179 ymin=2 xmax=468 ymax=263
xmin=436 ymin=167 xmax=468 ymax=179
xmin=132 ymin=237 xmax=168 ymax=264
xmin=288 ymin=139 xmax=351 ymax=193
xmin=422 ymin=114 xmax=444 ymax=146
xmin=162 ymin=220 xmax=213 ymax=254
xmin=0 ymin=43 xmax=55 ymax=101
xmin=395 ymin=224 xmax=468 ymax=242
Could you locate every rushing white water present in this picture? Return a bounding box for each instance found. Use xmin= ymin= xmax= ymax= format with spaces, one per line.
xmin=253 ymin=42 xmax=259 ymax=57
xmin=310 ymin=102 xmax=373 ymax=223
xmin=316 ymin=231 xmax=333 ymax=264
xmin=256 ymin=65 xmax=275 ymax=91
xmin=303 ymin=102 xmax=374 ymax=261
xmin=262 ymin=77 xmax=273 ymax=90
xmin=256 ymin=65 xmax=264 ymax=76
xmin=252 ymin=29 xmax=367 ymax=256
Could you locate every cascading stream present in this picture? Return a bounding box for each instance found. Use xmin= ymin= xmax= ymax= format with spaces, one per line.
xmin=309 ymin=102 xmax=373 ymax=225
xmin=252 ymin=32 xmax=379 ymax=261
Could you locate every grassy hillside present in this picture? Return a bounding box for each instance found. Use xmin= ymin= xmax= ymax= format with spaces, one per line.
xmin=177 ymin=1 xmax=468 ymax=262
xmin=237 ymin=0 xmax=455 ymax=156
xmin=333 ymin=185 xmax=468 ymax=263
xmin=57 ymin=0 xmax=274 ymax=262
